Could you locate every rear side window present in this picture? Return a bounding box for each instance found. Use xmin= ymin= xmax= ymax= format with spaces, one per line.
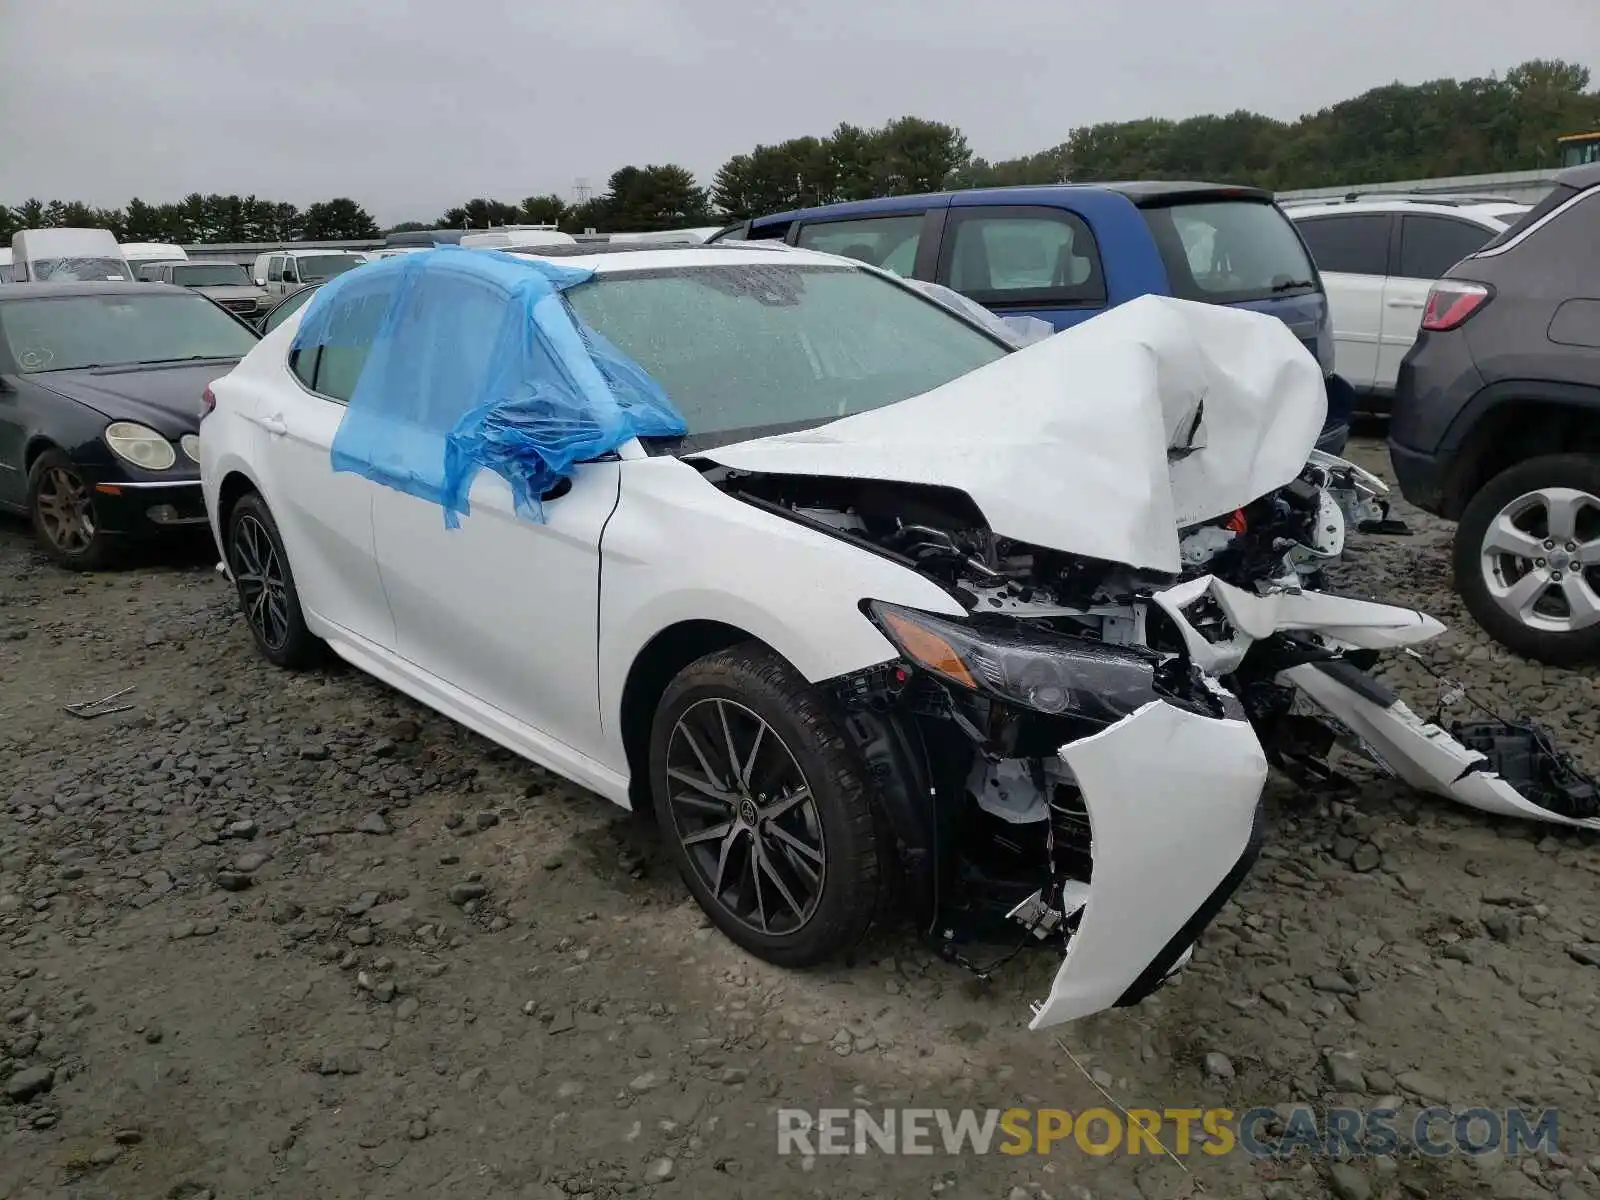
xmin=1143 ymin=200 xmax=1317 ymax=302
xmin=1293 ymin=214 xmax=1390 ymax=276
xmin=1397 ymin=216 xmax=1496 ymax=279
xmin=290 ymin=283 xmax=392 ymax=403
xmin=794 ymin=215 xmax=923 ymax=277
xmin=938 ymin=207 xmax=1105 ymax=307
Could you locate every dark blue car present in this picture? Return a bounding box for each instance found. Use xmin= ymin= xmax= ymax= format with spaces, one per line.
xmin=713 ymin=182 xmax=1352 ymax=453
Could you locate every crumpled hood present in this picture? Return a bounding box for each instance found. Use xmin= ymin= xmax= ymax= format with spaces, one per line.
xmin=699 ymin=295 xmax=1327 ymax=573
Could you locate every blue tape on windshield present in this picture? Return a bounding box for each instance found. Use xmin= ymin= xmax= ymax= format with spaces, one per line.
xmin=291 ymin=247 xmax=685 ymax=527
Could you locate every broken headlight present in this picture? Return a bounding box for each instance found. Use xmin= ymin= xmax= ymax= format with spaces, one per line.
xmin=866 ymin=601 xmax=1161 ymax=723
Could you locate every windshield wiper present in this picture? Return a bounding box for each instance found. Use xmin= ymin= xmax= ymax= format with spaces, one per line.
xmin=1269 ymin=279 xmax=1317 ymax=293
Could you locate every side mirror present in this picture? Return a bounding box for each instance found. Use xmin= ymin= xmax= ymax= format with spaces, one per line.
xmin=254 ymin=276 xmax=266 ymax=287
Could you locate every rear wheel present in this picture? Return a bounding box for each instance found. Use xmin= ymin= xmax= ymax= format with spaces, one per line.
xmin=225 ymin=492 xmax=321 ymax=669
xmin=28 ymin=449 xmax=118 ymax=571
xmin=649 ymin=643 xmax=881 ymax=967
xmin=1454 ymin=453 xmax=1600 ymax=665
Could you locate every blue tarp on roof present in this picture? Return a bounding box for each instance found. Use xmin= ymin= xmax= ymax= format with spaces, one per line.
xmin=291 ymin=247 xmax=685 ymax=527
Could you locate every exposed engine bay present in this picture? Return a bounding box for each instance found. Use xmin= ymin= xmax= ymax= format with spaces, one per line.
xmin=697 ymin=449 xmax=1599 ymax=1021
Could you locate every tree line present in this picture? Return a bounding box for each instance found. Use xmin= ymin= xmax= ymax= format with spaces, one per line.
xmin=4 ymin=59 xmax=1595 ymax=245
xmin=0 ymin=195 xmax=380 ymax=246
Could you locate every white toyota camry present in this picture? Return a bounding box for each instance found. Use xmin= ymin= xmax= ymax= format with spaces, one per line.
xmin=199 ymin=243 xmax=1328 ymax=1029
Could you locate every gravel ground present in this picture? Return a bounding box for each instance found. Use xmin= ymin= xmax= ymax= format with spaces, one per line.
xmin=3 ymin=437 xmax=1600 ymax=1200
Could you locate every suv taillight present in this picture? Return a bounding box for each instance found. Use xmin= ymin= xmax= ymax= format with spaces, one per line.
xmin=200 ymin=385 xmax=216 ymax=419
xmin=1421 ymin=281 xmax=1492 ymax=331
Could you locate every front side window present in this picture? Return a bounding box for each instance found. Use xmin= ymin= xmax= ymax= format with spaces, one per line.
xmin=565 ymin=263 xmax=1008 ymax=451
xmin=1145 ymin=200 xmax=1318 ymax=300
xmin=173 ymin=263 xmax=253 ymax=287
xmin=31 ymin=257 xmax=135 ymax=283
xmin=0 ymin=293 xmax=258 ymax=372
xmin=1293 ymin=214 xmax=1390 ymax=277
xmin=940 ymin=207 xmax=1105 ymax=306
xmin=794 ymin=215 xmax=924 ymax=277
xmin=1397 ymin=215 xmax=1498 ymax=279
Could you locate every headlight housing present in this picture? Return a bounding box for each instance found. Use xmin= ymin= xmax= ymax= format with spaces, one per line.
xmin=104 ymin=421 xmax=177 ymax=471
xmin=866 ymin=601 xmax=1163 ymax=723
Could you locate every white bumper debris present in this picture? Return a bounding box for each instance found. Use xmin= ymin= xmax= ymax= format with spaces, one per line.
xmin=1283 ymin=664 xmax=1600 ymax=832
xmin=1029 ymin=700 xmax=1268 ymax=1030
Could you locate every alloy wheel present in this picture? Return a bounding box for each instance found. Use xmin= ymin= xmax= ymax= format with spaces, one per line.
xmin=664 ymin=697 xmax=826 ymax=936
xmin=230 ymin=514 xmax=291 ymax=651
xmin=34 ymin=466 xmax=95 ymax=554
xmin=1479 ymin=487 xmax=1600 ymax=634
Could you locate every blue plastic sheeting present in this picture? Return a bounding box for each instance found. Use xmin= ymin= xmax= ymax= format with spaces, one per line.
xmin=291 ymin=247 xmax=685 ymax=526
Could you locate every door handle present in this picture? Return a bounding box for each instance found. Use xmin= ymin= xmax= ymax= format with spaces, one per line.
xmin=259 ymin=413 xmax=288 ymax=437
xmin=1385 ymin=299 xmax=1425 ymax=309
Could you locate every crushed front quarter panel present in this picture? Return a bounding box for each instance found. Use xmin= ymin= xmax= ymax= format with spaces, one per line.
xmin=1029 ymin=700 xmax=1268 ymax=1030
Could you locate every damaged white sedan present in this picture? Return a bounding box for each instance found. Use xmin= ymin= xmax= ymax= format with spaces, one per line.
xmin=200 ymin=244 xmax=1589 ymax=1034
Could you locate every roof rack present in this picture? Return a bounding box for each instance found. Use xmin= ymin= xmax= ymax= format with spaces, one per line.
xmin=1282 ymin=191 xmax=1523 ymax=208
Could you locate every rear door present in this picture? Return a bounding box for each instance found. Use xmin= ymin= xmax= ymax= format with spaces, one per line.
xmin=1292 ymin=213 xmax=1392 ymax=390
xmin=251 ymin=283 xmax=395 ymax=649
xmin=1380 ymin=214 xmax=1502 ymax=390
xmin=931 ymin=205 xmax=1107 ymax=330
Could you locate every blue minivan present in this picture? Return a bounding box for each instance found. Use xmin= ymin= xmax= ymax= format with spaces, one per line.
xmin=712 ymin=182 xmax=1353 ymax=452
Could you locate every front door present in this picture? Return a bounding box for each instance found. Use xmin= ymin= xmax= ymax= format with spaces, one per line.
xmin=370 ymin=461 xmax=619 ymax=763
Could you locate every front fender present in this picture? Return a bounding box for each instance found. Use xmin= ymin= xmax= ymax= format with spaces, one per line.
xmin=598 ymin=456 xmax=965 ymax=759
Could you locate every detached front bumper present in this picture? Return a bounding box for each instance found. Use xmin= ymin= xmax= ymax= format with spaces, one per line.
xmin=1029 ymin=700 xmax=1268 ymax=1030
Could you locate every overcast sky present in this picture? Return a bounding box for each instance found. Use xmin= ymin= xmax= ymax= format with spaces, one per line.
xmin=2 ymin=0 xmax=1596 ymax=225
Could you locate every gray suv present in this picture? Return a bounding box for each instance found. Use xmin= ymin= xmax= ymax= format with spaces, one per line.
xmin=1389 ymin=163 xmax=1600 ymax=664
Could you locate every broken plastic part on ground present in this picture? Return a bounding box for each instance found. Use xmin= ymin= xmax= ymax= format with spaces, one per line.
xmin=293 ymin=247 xmax=686 ymax=527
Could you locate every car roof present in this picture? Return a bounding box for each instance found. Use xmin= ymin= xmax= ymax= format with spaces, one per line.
xmin=1286 ymin=197 xmax=1528 ymax=223
xmin=506 ymin=243 xmax=837 ymax=274
xmin=0 ymin=280 xmax=188 ymax=299
xmin=744 ymin=181 xmax=1275 ymax=227
xmin=1556 ymin=162 xmax=1600 ymax=190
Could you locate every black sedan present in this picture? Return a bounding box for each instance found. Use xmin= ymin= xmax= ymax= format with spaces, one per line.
xmin=0 ymin=282 xmax=259 ymax=568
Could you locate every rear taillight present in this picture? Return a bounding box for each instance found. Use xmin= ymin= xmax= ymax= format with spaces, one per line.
xmin=1420 ymin=281 xmax=1492 ymax=331
xmin=200 ymin=385 xmax=216 ymax=419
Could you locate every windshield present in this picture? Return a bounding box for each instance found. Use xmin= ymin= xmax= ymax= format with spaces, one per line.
xmin=295 ymin=255 xmax=361 ymax=282
xmin=0 ymin=293 xmax=258 ymax=372
xmin=173 ymin=263 xmax=252 ymax=286
xmin=566 ymin=264 xmax=1008 ymax=450
xmin=31 ymin=257 xmax=135 ymax=283
xmin=1141 ymin=200 xmax=1317 ymax=302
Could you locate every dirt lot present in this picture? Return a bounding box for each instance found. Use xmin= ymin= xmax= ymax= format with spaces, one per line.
xmin=3 ymin=438 xmax=1600 ymax=1200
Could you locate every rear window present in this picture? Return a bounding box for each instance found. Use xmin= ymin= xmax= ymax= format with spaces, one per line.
xmin=1476 ymin=184 xmax=1580 ymax=253
xmin=1141 ymin=200 xmax=1317 ymax=303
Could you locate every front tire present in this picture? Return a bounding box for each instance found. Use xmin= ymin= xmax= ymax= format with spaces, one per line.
xmin=649 ymin=643 xmax=881 ymax=967
xmin=1454 ymin=453 xmax=1600 ymax=665
xmin=225 ymin=492 xmax=321 ymax=669
xmin=28 ymin=450 xmax=119 ymax=571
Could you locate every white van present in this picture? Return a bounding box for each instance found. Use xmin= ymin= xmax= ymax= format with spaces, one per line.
xmin=251 ymin=249 xmax=366 ymax=299
xmin=121 ymin=242 xmax=188 ymax=274
xmin=10 ymin=228 xmax=134 ymax=282
xmin=0 ymin=249 xmax=12 ymax=284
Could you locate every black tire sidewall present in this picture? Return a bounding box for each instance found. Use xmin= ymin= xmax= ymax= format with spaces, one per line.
xmin=648 ymin=644 xmax=880 ymax=968
xmin=226 ymin=493 xmax=320 ymax=669
xmin=1453 ymin=453 xmax=1600 ymax=665
xmin=27 ymin=450 xmax=116 ymax=571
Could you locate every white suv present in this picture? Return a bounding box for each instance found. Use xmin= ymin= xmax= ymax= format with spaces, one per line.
xmin=1287 ymin=194 xmax=1528 ymax=413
